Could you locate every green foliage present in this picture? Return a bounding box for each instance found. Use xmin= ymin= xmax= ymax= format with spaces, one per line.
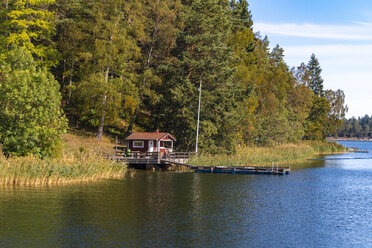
xmin=0 ymin=47 xmax=67 ymax=157
xmin=303 ymin=54 xmax=347 ymax=141
xmin=230 ymin=0 xmax=253 ymax=31
xmin=305 ymin=96 xmax=331 ymax=140
xmin=126 ymin=0 xmax=182 ymax=134
xmin=151 ymin=0 xmax=239 ymax=153
xmin=54 ymin=0 xmax=141 ymax=140
xmin=72 ymin=73 xmax=125 ymax=127
xmin=325 ymin=89 xmax=347 ymax=135
xmin=337 ymin=115 xmax=372 ymax=138
xmin=37 ymin=0 xmax=348 ymax=154
xmin=270 ymin=44 xmax=285 ymax=64
xmin=0 ymin=0 xmax=59 ymax=67
xmin=307 ymin=54 xmax=324 ymax=96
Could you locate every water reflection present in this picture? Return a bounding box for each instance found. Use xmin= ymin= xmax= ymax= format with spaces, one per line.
xmin=0 ymin=141 xmax=371 ymax=247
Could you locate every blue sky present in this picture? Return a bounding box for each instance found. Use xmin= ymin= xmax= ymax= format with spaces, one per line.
xmin=249 ymin=0 xmax=372 ymax=118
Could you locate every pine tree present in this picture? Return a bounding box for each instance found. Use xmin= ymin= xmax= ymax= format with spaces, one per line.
xmin=126 ymin=0 xmax=182 ymax=135
xmin=53 ymin=0 xmax=86 ymax=105
xmin=270 ymin=44 xmax=285 ymax=64
xmin=230 ymin=0 xmax=253 ymax=31
xmin=229 ymin=0 xmax=257 ymax=145
xmin=307 ymin=54 xmax=324 ymax=96
xmin=304 ymin=54 xmax=331 ymax=140
xmin=68 ymin=0 xmax=140 ymax=141
xmin=155 ymin=0 xmax=237 ymax=152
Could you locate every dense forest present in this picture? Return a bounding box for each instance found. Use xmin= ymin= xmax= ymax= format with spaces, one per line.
xmin=0 ymin=0 xmax=348 ymax=157
xmin=336 ymin=115 xmax=372 ymax=138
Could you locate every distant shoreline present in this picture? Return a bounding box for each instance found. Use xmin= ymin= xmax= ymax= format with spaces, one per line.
xmin=328 ymin=138 xmax=372 ymax=142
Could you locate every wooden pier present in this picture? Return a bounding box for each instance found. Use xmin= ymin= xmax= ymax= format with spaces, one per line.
xmin=191 ymin=165 xmax=290 ymax=175
xmin=347 ymin=147 xmax=369 ymax=153
xmin=111 ymin=151 xmax=290 ymax=175
xmin=111 ymin=151 xmax=196 ymax=170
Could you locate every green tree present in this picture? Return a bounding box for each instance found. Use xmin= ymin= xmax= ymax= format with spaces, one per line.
xmin=0 ymin=0 xmax=59 ymax=67
xmin=305 ymin=96 xmax=330 ymax=140
xmin=230 ymin=0 xmax=253 ymax=31
xmin=68 ymin=0 xmax=140 ymax=140
xmin=307 ymin=54 xmax=324 ymax=96
xmin=53 ymin=0 xmax=86 ymax=105
xmin=229 ymin=0 xmax=258 ymax=145
xmin=0 ymin=48 xmax=67 ymax=157
xmin=270 ymin=44 xmax=285 ymax=64
xmin=155 ymin=0 xmax=237 ymax=153
xmin=325 ymin=89 xmax=347 ymax=136
xmin=255 ymin=114 xmax=291 ymax=145
xmin=126 ymin=0 xmax=182 ymax=135
xmin=304 ymin=54 xmax=330 ymax=140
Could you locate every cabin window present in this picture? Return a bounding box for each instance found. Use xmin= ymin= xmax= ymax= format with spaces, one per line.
xmin=133 ymin=141 xmax=144 ymax=148
xmin=161 ymin=141 xmax=172 ymax=148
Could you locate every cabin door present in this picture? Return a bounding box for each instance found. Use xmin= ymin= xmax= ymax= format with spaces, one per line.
xmin=148 ymin=141 xmax=154 ymax=152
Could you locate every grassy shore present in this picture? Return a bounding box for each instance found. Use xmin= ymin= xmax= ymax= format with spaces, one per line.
xmin=0 ymin=132 xmax=127 ymax=185
xmin=190 ymin=141 xmax=345 ymax=167
xmin=0 ymin=133 xmax=345 ymax=185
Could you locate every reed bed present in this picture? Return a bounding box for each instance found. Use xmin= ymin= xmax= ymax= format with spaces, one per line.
xmin=0 ymin=150 xmax=127 ymax=186
xmin=191 ymin=141 xmax=345 ymax=167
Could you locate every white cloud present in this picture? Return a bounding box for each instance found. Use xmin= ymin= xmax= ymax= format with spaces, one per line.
xmin=284 ymin=44 xmax=372 ymax=57
xmin=354 ymin=21 xmax=372 ymax=26
xmin=254 ymin=22 xmax=372 ymax=40
xmin=252 ymin=21 xmax=372 ymax=117
xmin=283 ymin=44 xmax=372 ymax=67
xmin=282 ymin=44 xmax=372 ymax=117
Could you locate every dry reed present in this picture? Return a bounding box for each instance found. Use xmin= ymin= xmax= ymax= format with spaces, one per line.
xmin=191 ymin=141 xmax=345 ymax=167
xmin=0 ymin=150 xmax=127 ymax=186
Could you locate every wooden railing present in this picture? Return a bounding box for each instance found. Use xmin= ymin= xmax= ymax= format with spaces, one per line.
xmin=168 ymin=152 xmax=197 ymax=160
xmin=117 ymin=152 xmax=161 ymax=159
xmin=115 ymin=151 xmax=196 ymax=160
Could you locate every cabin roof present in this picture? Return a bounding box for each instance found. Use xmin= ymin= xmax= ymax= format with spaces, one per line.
xmin=125 ymin=132 xmax=176 ymax=141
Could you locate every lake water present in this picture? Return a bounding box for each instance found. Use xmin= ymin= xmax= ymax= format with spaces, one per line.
xmin=0 ymin=141 xmax=371 ymax=247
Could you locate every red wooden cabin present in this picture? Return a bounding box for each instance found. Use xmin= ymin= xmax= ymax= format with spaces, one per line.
xmin=125 ymin=131 xmax=176 ymax=155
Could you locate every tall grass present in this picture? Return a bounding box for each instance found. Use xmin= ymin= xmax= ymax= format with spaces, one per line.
xmin=191 ymin=141 xmax=345 ymax=167
xmin=0 ymin=151 xmax=127 ymax=185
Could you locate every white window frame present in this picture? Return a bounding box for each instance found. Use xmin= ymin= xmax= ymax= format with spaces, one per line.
xmin=133 ymin=141 xmax=144 ymax=148
xmin=161 ymin=140 xmax=173 ymax=149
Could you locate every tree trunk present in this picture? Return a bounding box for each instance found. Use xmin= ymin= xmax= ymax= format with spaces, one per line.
xmin=125 ymin=28 xmax=157 ymax=136
xmin=96 ymin=95 xmax=107 ymax=141
xmin=125 ymin=108 xmax=138 ymax=137
xmin=96 ymin=67 xmax=110 ymax=141
xmin=62 ymin=59 xmax=66 ymax=86
xmin=67 ymin=60 xmax=74 ymax=105
xmin=5 ymin=0 xmax=9 ymax=49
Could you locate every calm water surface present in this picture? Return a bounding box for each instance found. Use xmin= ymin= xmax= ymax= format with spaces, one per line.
xmin=0 ymin=141 xmax=371 ymax=247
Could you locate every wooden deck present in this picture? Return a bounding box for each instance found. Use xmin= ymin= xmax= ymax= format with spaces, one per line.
xmin=111 ymin=151 xmax=196 ymax=169
xmin=191 ymin=165 xmax=290 ymax=175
